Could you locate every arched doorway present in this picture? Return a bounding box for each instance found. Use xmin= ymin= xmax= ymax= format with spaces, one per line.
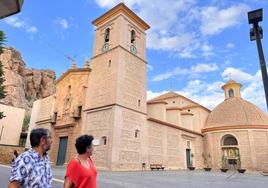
xmin=221 ymin=134 xmax=239 ymax=169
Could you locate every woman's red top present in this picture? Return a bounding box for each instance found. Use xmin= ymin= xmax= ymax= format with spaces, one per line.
xmin=65 ymin=157 xmax=97 ymax=188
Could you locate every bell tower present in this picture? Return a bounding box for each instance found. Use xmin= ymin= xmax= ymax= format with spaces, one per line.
xmin=91 ymin=3 xmax=149 ymax=61
xmin=84 ymin=3 xmax=150 ymax=170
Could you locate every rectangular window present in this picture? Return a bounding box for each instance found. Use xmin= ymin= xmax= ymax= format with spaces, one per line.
xmin=78 ymin=106 xmax=82 ymax=117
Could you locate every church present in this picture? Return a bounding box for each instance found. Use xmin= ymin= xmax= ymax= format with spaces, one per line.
xmin=27 ymin=3 xmax=268 ymax=171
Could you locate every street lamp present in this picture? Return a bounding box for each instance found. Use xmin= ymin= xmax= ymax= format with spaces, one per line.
xmin=248 ymin=8 xmax=268 ymax=111
xmin=0 ymin=0 xmax=24 ymax=19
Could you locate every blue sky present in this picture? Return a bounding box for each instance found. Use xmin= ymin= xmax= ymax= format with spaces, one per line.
xmin=0 ymin=0 xmax=268 ymax=112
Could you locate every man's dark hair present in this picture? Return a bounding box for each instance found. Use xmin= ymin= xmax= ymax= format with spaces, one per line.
xmin=75 ymin=135 xmax=94 ymax=154
xmin=30 ymin=128 xmax=49 ymax=147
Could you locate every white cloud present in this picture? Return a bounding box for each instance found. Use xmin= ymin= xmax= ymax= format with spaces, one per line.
xmin=152 ymin=70 xmax=180 ymax=82
xmin=221 ymin=68 xmax=267 ymax=112
xmin=191 ymin=63 xmax=218 ymax=73
xmin=201 ymin=43 xmax=212 ymax=52
xmin=148 ymin=80 xmax=224 ymax=110
xmin=138 ymin=0 xmax=196 ymax=31
xmin=147 ymin=90 xmax=168 ymax=100
xmin=222 ymin=67 xmax=254 ymax=83
xmin=94 ymin=0 xmax=118 ymax=7
xmin=53 ymin=17 xmax=71 ymax=29
xmin=195 ymin=69 xmax=266 ymax=112
xmin=223 ymin=60 xmax=231 ymax=67
xmin=26 ymin=26 xmax=38 ymax=33
xmin=94 ymin=0 xmax=199 ymax=57
xmin=148 ymin=71 xmax=267 ymax=112
xmin=147 ymin=64 xmax=154 ymax=71
xmin=4 ymin=17 xmax=24 ymax=27
xmin=241 ymin=83 xmax=266 ymax=112
xmin=181 ymin=92 xmax=224 ymax=110
xmin=4 ymin=16 xmax=38 ymax=33
xmin=152 ymin=63 xmax=218 ymax=81
xmin=206 ymin=81 xmax=225 ymax=92
xmin=179 ymin=47 xmax=197 ymax=58
xmin=200 ymin=4 xmax=250 ymax=35
xmin=201 ymin=42 xmax=214 ymax=57
xmin=241 ymin=70 xmax=266 ymax=112
xmin=93 ymin=1 xmax=250 ymax=58
xmin=94 ymin=0 xmax=138 ymax=8
xmin=147 ymin=32 xmax=195 ymax=51
xmin=226 ymin=43 xmax=235 ymax=49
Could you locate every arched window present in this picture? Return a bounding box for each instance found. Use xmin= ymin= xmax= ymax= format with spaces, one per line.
xmin=131 ymin=30 xmax=136 ymax=44
xmin=104 ymin=28 xmax=110 ymax=43
xmin=228 ymin=89 xmax=234 ymax=98
xmin=222 ymin=135 xmax=238 ymax=146
xmin=102 ymin=136 xmax=107 ymax=145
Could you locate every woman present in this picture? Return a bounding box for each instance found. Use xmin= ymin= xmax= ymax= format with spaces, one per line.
xmin=64 ymin=135 xmax=97 ymax=188
xmin=12 ymin=150 xmax=18 ymax=163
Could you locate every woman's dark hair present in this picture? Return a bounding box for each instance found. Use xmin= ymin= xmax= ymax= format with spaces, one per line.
xmin=30 ymin=128 xmax=49 ymax=147
xmin=14 ymin=150 xmax=18 ymax=157
xmin=75 ymin=135 xmax=94 ymax=154
xmin=13 ymin=150 xmax=19 ymax=157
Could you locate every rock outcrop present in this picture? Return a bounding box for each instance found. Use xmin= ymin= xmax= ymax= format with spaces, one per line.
xmin=0 ymin=47 xmax=56 ymax=111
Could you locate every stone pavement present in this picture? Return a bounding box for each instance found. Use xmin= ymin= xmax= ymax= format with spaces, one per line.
xmin=52 ymin=166 xmax=268 ymax=188
xmin=1 ymin=164 xmax=268 ymax=188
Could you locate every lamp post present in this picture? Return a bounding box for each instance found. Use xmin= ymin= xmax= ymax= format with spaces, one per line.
xmin=0 ymin=0 xmax=24 ymax=19
xmin=248 ymin=8 xmax=268 ymax=111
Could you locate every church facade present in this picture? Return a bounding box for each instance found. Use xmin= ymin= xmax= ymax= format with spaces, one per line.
xmin=27 ymin=3 xmax=268 ymax=171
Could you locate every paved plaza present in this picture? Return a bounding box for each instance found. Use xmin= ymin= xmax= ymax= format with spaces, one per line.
xmin=90 ymin=170 xmax=268 ymax=188
xmin=1 ymin=164 xmax=268 ymax=188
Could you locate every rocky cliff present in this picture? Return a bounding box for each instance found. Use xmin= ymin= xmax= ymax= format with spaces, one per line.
xmin=0 ymin=47 xmax=56 ymax=111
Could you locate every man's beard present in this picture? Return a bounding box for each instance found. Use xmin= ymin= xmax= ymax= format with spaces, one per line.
xmin=43 ymin=144 xmax=51 ymax=155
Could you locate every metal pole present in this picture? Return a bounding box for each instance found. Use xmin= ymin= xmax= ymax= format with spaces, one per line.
xmin=254 ymin=23 xmax=268 ymax=111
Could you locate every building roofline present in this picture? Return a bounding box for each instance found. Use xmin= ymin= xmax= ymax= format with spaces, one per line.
xmin=92 ymin=3 xmax=150 ymax=30
xmin=202 ymin=124 xmax=268 ymax=133
xmin=56 ymin=68 xmax=91 ymax=84
xmin=148 ymin=91 xmax=211 ymax=112
xmin=148 ymin=117 xmax=203 ymax=136
xmin=221 ymin=79 xmax=242 ymax=90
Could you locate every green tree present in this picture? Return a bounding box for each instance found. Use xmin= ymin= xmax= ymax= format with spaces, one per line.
xmin=0 ymin=31 xmax=7 ymax=119
xmin=22 ymin=114 xmax=31 ymax=131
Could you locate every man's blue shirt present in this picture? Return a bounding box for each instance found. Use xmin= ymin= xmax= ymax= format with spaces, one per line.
xmin=10 ymin=149 xmax=52 ymax=188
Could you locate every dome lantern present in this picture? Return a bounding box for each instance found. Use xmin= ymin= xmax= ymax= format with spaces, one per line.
xmin=221 ymin=79 xmax=242 ymax=99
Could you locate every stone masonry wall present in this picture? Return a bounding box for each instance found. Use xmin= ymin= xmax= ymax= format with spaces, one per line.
xmin=0 ymin=144 xmax=24 ymax=164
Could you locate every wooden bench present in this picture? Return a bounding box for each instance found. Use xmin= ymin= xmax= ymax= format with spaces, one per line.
xmin=150 ymin=164 xmax=165 ymax=170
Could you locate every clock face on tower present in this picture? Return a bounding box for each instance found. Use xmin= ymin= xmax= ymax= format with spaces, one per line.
xmin=102 ymin=43 xmax=109 ymax=52
xmin=130 ymin=45 xmax=137 ymax=55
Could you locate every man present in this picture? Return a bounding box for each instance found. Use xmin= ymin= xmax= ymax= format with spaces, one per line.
xmin=8 ymin=128 xmax=53 ymax=188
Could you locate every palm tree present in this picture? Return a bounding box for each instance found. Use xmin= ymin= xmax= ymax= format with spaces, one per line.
xmin=0 ymin=30 xmax=6 ymax=119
